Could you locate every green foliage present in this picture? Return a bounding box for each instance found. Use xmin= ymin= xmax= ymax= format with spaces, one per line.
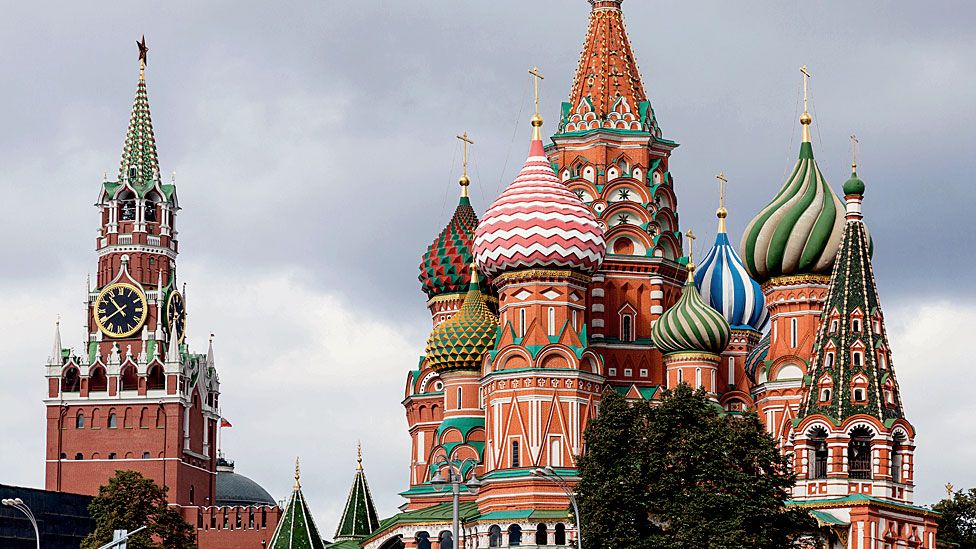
xmin=934 ymin=487 xmax=976 ymax=548
xmin=81 ymin=470 xmax=196 ymax=549
xmin=578 ymin=385 xmax=817 ymax=549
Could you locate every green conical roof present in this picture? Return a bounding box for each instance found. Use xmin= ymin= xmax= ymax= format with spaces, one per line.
xmin=800 ymin=173 xmax=904 ymax=422
xmin=334 ymin=447 xmax=380 ymax=541
xmin=118 ymin=71 xmax=161 ymax=185
xmin=425 ymin=266 xmax=498 ymax=372
xmin=740 ymin=118 xmax=845 ymax=283
xmin=268 ymin=459 xmax=326 ymax=549
xmin=651 ymin=268 xmax=731 ymax=355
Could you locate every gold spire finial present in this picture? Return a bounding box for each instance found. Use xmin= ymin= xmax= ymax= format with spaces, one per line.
xmin=357 ymin=441 xmax=363 ymax=471
xmin=137 ymin=35 xmax=149 ymax=80
xmin=850 ymin=134 xmax=859 ymax=171
xmin=946 ymin=482 xmax=955 ymax=498
xmin=799 ymin=65 xmax=812 ymax=142
xmin=528 ymin=67 xmax=545 ymax=140
xmin=456 ymin=132 xmax=474 ymax=197
xmin=294 ymin=456 xmax=301 ymax=489
xmin=716 ymin=172 xmax=728 ymax=233
xmin=685 ymin=229 xmax=697 ymax=282
xmin=470 ymin=260 xmax=480 ymax=286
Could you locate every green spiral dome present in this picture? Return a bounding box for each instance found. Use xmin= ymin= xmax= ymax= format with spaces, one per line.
xmin=652 ymin=269 xmax=731 ymax=356
xmin=740 ymin=140 xmax=845 ymax=283
xmin=425 ymin=267 xmax=499 ymax=372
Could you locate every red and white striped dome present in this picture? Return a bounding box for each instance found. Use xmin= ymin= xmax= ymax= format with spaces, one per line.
xmin=474 ymin=140 xmax=606 ymax=277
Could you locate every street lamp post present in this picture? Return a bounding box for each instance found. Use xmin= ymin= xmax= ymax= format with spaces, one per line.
xmin=531 ymin=466 xmax=582 ymax=548
xmin=430 ymin=455 xmax=482 ymax=549
xmin=2 ymin=497 xmax=40 ymax=549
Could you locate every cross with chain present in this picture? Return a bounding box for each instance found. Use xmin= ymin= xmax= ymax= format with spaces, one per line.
xmin=529 ymin=67 xmax=545 ymax=117
xmin=800 ymin=65 xmax=812 ymax=113
xmin=850 ymin=134 xmax=859 ymax=170
xmin=716 ymin=171 xmax=728 ymax=210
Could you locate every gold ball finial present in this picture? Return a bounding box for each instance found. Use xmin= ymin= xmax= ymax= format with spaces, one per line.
xmin=716 ymin=207 xmax=728 ymax=219
xmin=530 ymin=113 xmax=544 ymax=127
xmin=458 ymin=174 xmax=471 ymax=187
xmin=800 ymin=111 xmax=812 ymax=125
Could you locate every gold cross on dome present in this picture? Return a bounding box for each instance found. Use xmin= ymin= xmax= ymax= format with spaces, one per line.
xmin=456 ymin=132 xmax=473 ymax=178
xmin=716 ymin=172 xmax=728 ymax=210
xmin=528 ymin=66 xmax=545 ymax=117
xmin=800 ymin=65 xmax=812 ymax=113
xmin=685 ymin=228 xmax=696 ymax=259
xmin=850 ymin=134 xmax=859 ymax=170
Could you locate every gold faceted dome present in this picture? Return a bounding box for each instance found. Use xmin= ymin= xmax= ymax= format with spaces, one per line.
xmin=425 ymin=266 xmax=499 ymax=372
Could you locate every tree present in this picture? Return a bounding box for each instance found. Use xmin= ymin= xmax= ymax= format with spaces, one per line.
xmin=934 ymin=487 xmax=976 ymax=548
xmin=577 ymin=384 xmax=816 ymax=549
xmin=81 ymin=470 xmax=196 ymax=549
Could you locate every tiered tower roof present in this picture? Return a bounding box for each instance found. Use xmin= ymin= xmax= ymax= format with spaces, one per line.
xmin=799 ymin=169 xmax=904 ymax=422
xmin=425 ymin=266 xmax=498 ymax=372
xmin=119 ymin=36 xmax=160 ymax=186
xmin=559 ymin=0 xmax=658 ymax=135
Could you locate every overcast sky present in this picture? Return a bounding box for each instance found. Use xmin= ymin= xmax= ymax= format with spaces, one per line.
xmin=1 ymin=0 xmax=974 ymax=537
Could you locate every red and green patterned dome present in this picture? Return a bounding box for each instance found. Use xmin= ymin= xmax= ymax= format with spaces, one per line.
xmin=419 ymin=194 xmax=487 ymax=300
xmin=425 ymin=266 xmax=499 ymax=372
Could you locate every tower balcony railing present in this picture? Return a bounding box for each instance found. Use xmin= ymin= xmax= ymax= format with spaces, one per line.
xmin=147 ymin=235 xmax=161 ymax=247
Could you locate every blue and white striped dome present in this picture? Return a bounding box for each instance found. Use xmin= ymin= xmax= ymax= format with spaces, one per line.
xmin=695 ymin=231 xmax=769 ymax=332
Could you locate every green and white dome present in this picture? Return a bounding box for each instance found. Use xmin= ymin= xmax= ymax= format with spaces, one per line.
xmin=652 ymin=265 xmax=731 ymax=356
xmin=740 ymin=114 xmax=845 ymax=283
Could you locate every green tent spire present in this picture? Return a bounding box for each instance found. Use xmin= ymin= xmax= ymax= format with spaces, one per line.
xmin=334 ymin=443 xmax=380 ymax=542
xmin=118 ymin=37 xmax=161 ymax=185
xmin=268 ymin=458 xmax=326 ymax=549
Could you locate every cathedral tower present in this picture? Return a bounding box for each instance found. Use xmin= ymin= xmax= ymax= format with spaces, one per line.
xmin=44 ymin=39 xmax=219 ymax=512
xmin=741 ymin=68 xmax=845 ymax=446
xmin=472 ymin=83 xmax=606 ymax=517
xmin=547 ymin=0 xmax=685 ymax=390
xmin=786 ymin=161 xmax=939 ymax=547
xmin=694 ymin=175 xmax=768 ymax=411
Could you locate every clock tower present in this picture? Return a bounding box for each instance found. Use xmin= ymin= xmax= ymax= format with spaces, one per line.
xmin=44 ymin=38 xmax=220 ymax=515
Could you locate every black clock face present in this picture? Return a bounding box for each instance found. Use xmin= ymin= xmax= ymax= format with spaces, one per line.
xmin=167 ymin=291 xmax=187 ymax=344
xmin=94 ymin=283 xmax=148 ymax=338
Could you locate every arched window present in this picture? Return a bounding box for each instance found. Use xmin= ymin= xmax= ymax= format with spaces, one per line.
xmin=808 ymin=427 xmax=828 ymax=479
xmin=852 ymin=351 xmax=863 ymax=368
xmin=91 ymin=408 xmax=100 ymax=427
xmin=438 ymin=531 xmax=453 ymax=549
xmin=123 ymin=408 xmax=133 ymax=429
xmin=142 ymin=451 xmax=150 ymax=459
xmin=61 ymin=367 xmax=81 ymax=393
xmin=852 ymin=318 xmax=861 ymax=332
xmin=108 ymin=452 xmax=117 ymax=460
xmin=108 ymin=411 xmax=117 ymax=428
xmin=120 ymin=365 xmax=139 ymax=391
xmin=621 ymin=314 xmax=633 ymax=342
xmin=824 ymin=352 xmax=834 ymax=369
xmin=89 ymin=367 xmax=108 ymax=392
xmin=829 ymin=319 xmax=838 ymax=333
xmin=853 ymin=388 xmax=866 ymax=402
xmin=848 ymin=426 xmax=873 ymax=479
xmin=488 ymin=525 xmax=502 ymax=547
xmin=511 ymin=440 xmax=520 ymax=468
xmin=248 ymin=508 xmax=255 ymax=529
xmin=891 ymin=432 xmax=906 ymax=482
xmin=508 ymin=525 xmax=523 ymax=546
xmin=820 ymin=388 xmax=831 ymax=402
xmin=145 ymin=192 xmax=160 ymax=222
xmin=119 ymin=190 xmax=137 ymax=220
xmin=519 ymin=309 xmax=526 ymax=338
xmin=76 ymin=411 xmax=85 ymax=429
xmin=415 ymin=531 xmax=431 ymax=549
xmin=156 ymin=408 xmax=165 ymax=428
xmin=535 ymin=523 xmax=548 ymax=545
xmin=74 ymin=452 xmax=83 ymax=460
xmin=139 ymin=408 xmax=148 ymax=429
xmin=147 ymin=365 xmax=165 ymax=390
xmin=262 ymin=507 xmax=267 ymax=528
xmin=456 ymin=387 xmax=462 ymax=410
xmin=790 ymin=318 xmax=798 ymax=348
xmin=548 ymin=307 xmax=556 ymax=336
xmin=554 ymin=523 xmax=566 ymax=545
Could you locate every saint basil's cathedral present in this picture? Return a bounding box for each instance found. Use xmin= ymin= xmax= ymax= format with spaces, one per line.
xmin=39 ymin=1 xmax=939 ymax=548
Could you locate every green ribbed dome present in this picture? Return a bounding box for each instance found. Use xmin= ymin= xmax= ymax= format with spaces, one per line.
xmin=843 ymin=169 xmax=865 ymax=196
xmin=425 ymin=267 xmax=498 ymax=372
xmin=652 ymin=271 xmax=731 ymax=355
xmin=741 ymin=137 xmax=845 ymax=283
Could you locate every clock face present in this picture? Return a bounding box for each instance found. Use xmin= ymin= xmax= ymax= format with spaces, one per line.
xmin=94 ymin=283 xmax=148 ymax=338
xmin=167 ymin=291 xmax=187 ymax=344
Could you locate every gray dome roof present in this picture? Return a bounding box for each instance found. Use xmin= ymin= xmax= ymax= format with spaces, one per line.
xmin=215 ymin=459 xmax=276 ymax=507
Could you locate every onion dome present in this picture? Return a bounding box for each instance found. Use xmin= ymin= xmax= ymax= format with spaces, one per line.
xmin=425 ymin=265 xmax=499 ymax=372
xmin=652 ymin=256 xmax=731 ymax=355
xmin=843 ymin=167 xmax=865 ymax=197
xmin=745 ymin=332 xmax=771 ymax=382
xmin=740 ymin=108 xmax=845 ymax=283
xmin=474 ymin=102 xmax=605 ymax=278
xmin=695 ymin=179 xmax=769 ymax=331
xmin=419 ymin=177 xmax=486 ymax=300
